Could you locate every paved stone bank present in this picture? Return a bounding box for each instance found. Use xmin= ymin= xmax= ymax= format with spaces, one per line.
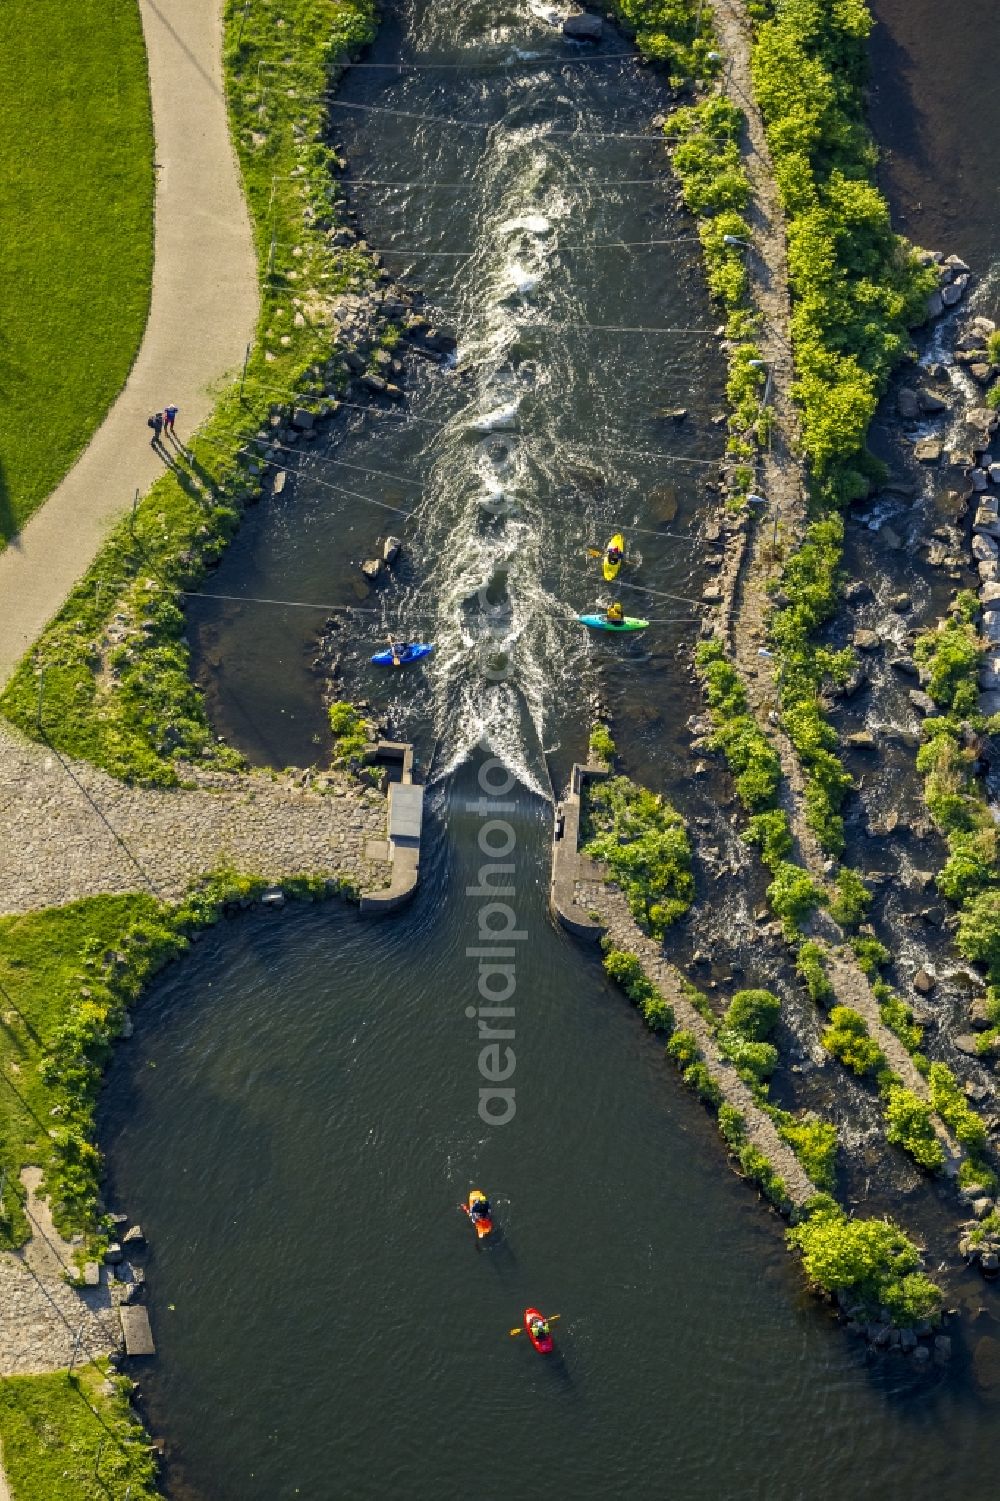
xmin=0 ymin=722 xmax=392 ymax=914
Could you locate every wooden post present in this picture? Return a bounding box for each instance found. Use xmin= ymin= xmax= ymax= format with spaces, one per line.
xmin=237 ymin=0 xmax=251 ymax=47
xmin=36 ymin=669 xmax=45 ymax=734
xmin=239 ymin=342 xmax=252 ymax=402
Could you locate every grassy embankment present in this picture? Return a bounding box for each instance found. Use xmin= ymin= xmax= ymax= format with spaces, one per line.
xmin=0 ymin=0 xmax=153 ymax=546
xmin=0 ymin=0 xmax=378 ymax=784
xmin=0 ymin=1364 xmax=158 ymax=1501
xmin=0 ymin=871 xmax=352 ymax=1253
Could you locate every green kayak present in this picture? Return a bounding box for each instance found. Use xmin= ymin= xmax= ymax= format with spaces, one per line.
xmin=578 ymin=613 xmax=649 ymax=632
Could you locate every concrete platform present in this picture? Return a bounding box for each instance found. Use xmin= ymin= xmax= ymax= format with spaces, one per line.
xmin=388 ymin=782 xmax=423 ymax=842
xmin=120 ymin=1306 xmax=155 ymax=1357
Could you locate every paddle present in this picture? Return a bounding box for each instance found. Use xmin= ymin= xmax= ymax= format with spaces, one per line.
xmin=509 ymin=1314 xmax=560 ymax=1337
xmin=586 ymin=547 xmax=626 ymax=565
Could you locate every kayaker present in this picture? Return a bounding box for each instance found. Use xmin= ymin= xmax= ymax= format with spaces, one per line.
xmin=471 ymin=1195 xmax=491 ymax=1221
xmin=605 ymin=602 xmax=624 ymax=625
xmin=606 ymin=543 xmax=623 ymax=565
xmin=530 ymin=1316 xmax=550 ymax=1339
xmin=387 ymin=636 xmax=410 ymax=667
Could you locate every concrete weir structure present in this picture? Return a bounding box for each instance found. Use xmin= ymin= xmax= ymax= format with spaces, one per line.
xmin=359 ymin=740 xmax=423 ymax=913
xmin=549 ymin=761 xmax=609 ymax=940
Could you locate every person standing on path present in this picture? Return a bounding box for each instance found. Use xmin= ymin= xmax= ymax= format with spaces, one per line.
xmin=148 ymin=411 xmax=164 ymax=447
xmin=163 ymin=402 xmax=178 ymax=437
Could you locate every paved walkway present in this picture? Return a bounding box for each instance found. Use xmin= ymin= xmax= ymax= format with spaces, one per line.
xmin=0 ymin=723 xmax=391 ymax=914
xmin=0 ymin=0 xmax=258 ymax=689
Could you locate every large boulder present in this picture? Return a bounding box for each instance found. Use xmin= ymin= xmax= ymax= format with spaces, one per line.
xmin=563 ymin=13 xmax=603 ymax=40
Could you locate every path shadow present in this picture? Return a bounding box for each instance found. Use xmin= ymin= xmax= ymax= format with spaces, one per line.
xmin=0 ymin=449 xmax=16 ymax=548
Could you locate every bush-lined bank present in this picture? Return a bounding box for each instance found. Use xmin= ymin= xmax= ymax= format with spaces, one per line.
xmin=0 ymin=0 xmax=154 ymax=545
xmin=599 ymin=940 xmax=945 ymax=1321
xmin=0 ymin=1364 xmax=158 ymax=1501
xmin=0 ymin=870 xmax=356 ymax=1254
xmin=0 ymin=0 xmax=381 ymax=785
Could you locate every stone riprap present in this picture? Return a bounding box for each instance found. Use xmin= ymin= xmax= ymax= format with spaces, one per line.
xmin=0 ymin=722 xmax=392 ymax=914
xmin=0 ymin=1171 xmax=119 ymax=1376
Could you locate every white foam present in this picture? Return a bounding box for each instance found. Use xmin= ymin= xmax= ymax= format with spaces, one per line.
xmin=468 ymin=402 xmax=520 ymax=433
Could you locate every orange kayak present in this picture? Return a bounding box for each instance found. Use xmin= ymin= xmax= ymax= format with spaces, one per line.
xmin=462 ymin=1189 xmax=494 ymax=1240
xmin=524 ymin=1307 xmax=554 ymax=1354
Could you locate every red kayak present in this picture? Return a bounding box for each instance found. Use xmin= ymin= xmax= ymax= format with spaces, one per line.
xmin=462 ymin=1189 xmax=494 ymax=1241
xmin=524 ymin=1307 xmax=554 ymax=1354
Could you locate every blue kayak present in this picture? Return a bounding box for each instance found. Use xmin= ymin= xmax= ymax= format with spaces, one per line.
xmin=371 ymin=642 xmax=435 ymax=666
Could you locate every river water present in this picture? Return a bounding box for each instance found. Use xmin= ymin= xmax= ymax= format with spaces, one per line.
xmin=100 ymin=2 xmax=1000 ymax=1497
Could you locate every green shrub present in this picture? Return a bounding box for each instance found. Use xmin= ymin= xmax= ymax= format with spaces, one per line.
xmin=928 ymin=1063 xmax=987 ymax=1151
xmin=873 ymin=984 xmax=922 ymax=1053
xmin=828 ymin=867 xmax=871 ymax=929
xmin=852 ymin=935 xmax=890 ymax=976
xmin=667 ymin=1028 xmax=700 ymax=1068
xmin=724 ymin=987 xmax=781 ymax=1040
xmin=777 ymin=1115 xmax=839 ymax=1190
xmin=718 ymin=1103 xmax=747 ymax=1146
xmin=720 ymin=1031 xmax=779 ymax=1088
xmin=736 ymin=1143 xmax=789 ymax=1206
xmin=796 ymin=940 xmax=833 ymax=1003
xmin=914 ymin=603 xmax=983 ymax=714
xmin=745 ymin=809 xmax=794 ymax=868
xmin=788 ymin=1198 xmax=941 ymax=1325
xmin=822 ymin=1006 xmax=884 ymax=1076
xmin=328 ymin=701 xmax=371 ymax=766
xmin=883 ymin=1085 xmax=945 ymax=1173
xmin=602 ymin=947 xmax=675 ymax=1033
xmin=956 ymin=890 xmax=1000 ymax=977
xmin=589 ymin=722 xmax=616 ymax=765
xmin=583 ymin=777 xmax=694 ymax=938
xmin=684 ymin=1061 xmax=724 ymax=1106
xmin=767 ymin=861 xmax=823 ymax=936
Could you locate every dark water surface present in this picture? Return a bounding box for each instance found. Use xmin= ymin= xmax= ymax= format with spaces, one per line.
xmin=869 ymin=0 xmax=1000 ymax=271
xmin=101 ymin=2 xmax=1000 ymax=1497
xmin=103 ymin=771 xmax=1000 ymax=1501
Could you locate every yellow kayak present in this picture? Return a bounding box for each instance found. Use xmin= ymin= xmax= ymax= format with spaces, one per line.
xmin=603 ymin=534 xmax=625 ymax=582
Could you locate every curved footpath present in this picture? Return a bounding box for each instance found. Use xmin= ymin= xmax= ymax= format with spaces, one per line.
xmin=0 ymin=0 xmax=258 ymax=689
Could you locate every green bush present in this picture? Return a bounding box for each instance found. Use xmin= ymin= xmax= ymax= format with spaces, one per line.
xmin=822 ymin=1005 xmax=884 ymax=1076
xmin=667 ymin=1028 xmax=700 ymax=1067
xmin=777 ymin=1115 xmax=839 ymax=1190
xmin=828 ymin=867 xmax=871 ymax=929
xmin=584 ymin=777 xmax=694 ymax=938
xmin=928 ymin=1063 xmax=987 ymax=1151
xmin=788 ymin=1198 xmax=941 ymax=1325
xmin=767 ymin=861 xmax=823 ymax=936
xmin=720 ymin=1031 xmax=779 ymax=1087
xmin=914 ymin=602 xmax=983 ymax=714
xmin=602 ymin=946 xmax=674 ymax=1033
xmin=883 ymin=1085 xmax=945 ymax=1173
xmin=684 ymin=1061 xmax=724 ymax=1106
xmin=956 ymin=890 xmax=1000 ymax=977
xmin=724 ymin=987 xmax=781 ymax=1040
xmin=589 ymin=722 xmax=616 ymax=766
xmin=796 ymin=940 xmax=833 ymax=1003
xmin=852 ymin=935 xmax=890 ymax=976
xmin=736 ymin=1143 xmax=789 ymax=1207
xmin=745 ymin=809 xmax=794 ymax=868
xmin=328 ymin=701 xmax=371 ymax=766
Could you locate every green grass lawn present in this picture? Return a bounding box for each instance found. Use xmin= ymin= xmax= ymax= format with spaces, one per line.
xmin=0 ymin=1366 xmax=159 ymax=1501
xmin=0 ymin=893 xmax=158 ymax=1248
xmin=0 ymin=0 xmax=153 ymax=545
